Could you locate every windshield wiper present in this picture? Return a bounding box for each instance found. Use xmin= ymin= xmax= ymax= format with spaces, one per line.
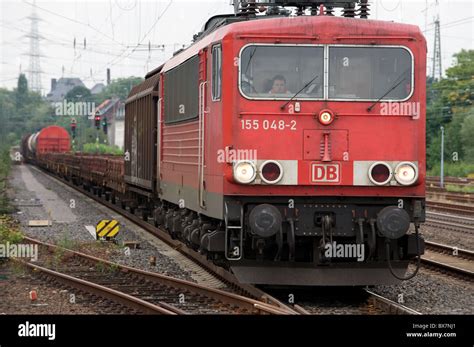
xmin=244 ymin=47 xmax=257 ymax=76
xmin=367 ymin=69 xmax=409 ymax=112
xmin=280 ymin=74 xmax=319 ymax=110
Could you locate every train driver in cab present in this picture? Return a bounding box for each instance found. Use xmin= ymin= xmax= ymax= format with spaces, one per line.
xmin=268 ymin=75 xmax=291 ymax=95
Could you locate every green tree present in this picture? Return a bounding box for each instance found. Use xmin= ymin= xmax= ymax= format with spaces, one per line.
xmin=427 ymin=49 xmax=474 ymax=169
xmin=94 ymin=77 xmax=143 ymax=101
xmin=460 ymin=110 xmax=474 ymax=162
xmin=0 ymin=89 xmax=15 ymax=147
xmin=15 ymin=74 xmax=28 ymax=110
xmin=65 ymin=86 xmax=93 ymax=102
xmin=445 ymin=49 xmax=474 ymax=81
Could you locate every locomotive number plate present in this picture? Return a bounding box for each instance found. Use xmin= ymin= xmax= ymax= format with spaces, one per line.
xmin=311 ymin=163 xmax=341 ymax=183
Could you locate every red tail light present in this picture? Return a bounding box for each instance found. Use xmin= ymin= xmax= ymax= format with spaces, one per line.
xmin=260 ymin=161 xmax=283 ymax=184
xmin=369 ymin=162 xmax=392 ymax=185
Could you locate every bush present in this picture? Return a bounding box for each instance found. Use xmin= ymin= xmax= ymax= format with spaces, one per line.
xmin=81 ymin=143 xmax=123 ymax=155
xmin=0 ymin=146 xmax=12 ymax=214
xmin=0 ymin=216 xmax=23 ymax=244
xmin=428 ymin=162 xmax=474 ymax=177
xmin=445 ymin=184 xmax=474 ymax=194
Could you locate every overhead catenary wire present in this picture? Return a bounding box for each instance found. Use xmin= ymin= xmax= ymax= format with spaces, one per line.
xmin=423 ymin=16 xmax=474 ymax=32
xmin=91 ymin=0 xmax=174 ymax=79
xmin=22 ymin=0 xmax=128 ymax=48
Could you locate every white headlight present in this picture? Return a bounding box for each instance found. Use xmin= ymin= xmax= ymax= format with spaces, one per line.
xmin=233 ymin=161 xmax=256 ymax=184
xmin=394 ymin=162 xmax=418 ymax=185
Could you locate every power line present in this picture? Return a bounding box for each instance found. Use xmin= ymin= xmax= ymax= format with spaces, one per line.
xmin=97 ymin=0 xmax=174 ymax=74
xmin=22 ymin=0 xmax=127 ymax=48
xmin=1 ymin=21 xmax=181 ymax=63
xmin=441 ymin=35 xmax=474 ymax=41
xmin=423 ymin=16 xmax=474 ymax=32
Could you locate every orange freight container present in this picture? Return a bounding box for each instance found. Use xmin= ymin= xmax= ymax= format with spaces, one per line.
xmin=30 ymin=125 xmax=70 ymax=155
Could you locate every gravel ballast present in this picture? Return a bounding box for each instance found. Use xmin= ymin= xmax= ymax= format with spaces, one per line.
xmin=7 ymin=165 xmax=212 ymax=284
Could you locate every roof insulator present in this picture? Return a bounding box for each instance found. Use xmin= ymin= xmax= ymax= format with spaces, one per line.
xmin=359 ymin=0 xmax=370 ymax=19
xmin=343 ymin=3 xmax=356 ymax=18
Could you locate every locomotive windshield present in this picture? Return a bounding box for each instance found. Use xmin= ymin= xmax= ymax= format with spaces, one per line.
xmin=240 ymin=45 xmax=324 ymax=99
xmin=328 ymin=46 xmax=412 ymax=100
xmin=239 ymin=45 xmax=413 ymax=101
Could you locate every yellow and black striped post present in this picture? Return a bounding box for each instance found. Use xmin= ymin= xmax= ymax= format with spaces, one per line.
xmin=96 ymin=220 xmax=120 ymax=240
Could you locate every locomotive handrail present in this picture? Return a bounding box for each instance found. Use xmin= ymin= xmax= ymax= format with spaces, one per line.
xmin=238 ymin=34 xmax=319 ymax=40
xmin=335 ymin=35 xmax=416 ymax=41
xmin=157 ymin=97 xmax=162 ymax=178
xmin=239 ymin=111 xmax=316 ymax=116
xmin=198 ymin=81 xmax=208 ymax=209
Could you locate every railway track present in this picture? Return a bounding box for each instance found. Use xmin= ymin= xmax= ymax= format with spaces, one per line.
xmin=426 ymin=200 xmax=474 ymax=215
xmin=426 ymin=177 xmax=474 ymax=204
xmin=267 ymin=287 xmax=422 ymax=315
xmin=364 ymin=290 xmax=422 ymax=315
xmin=15 ymin=259 xmax=175 ymax=314
xmin=426 ymin=211 xmax=474 ymax=227
xmin=424 ymin=219 xmax=474 ymax=235
xmin=0 ymin=260 xmax=152 ymax=314
xmin=421 ymin=240 xmax=474 ymax=280
xmin=425 ymin=241 xmax=474 ymax=260
xmin=426 ymin=185 xmax=473 ymax=194
xmin=32 ymin=165 xmax=296 ymax=314
xmin=425 ymin=211 xmax=474 ymax=235
xmin=427 ymin=192 xmax=474 ymax=205
xmin=426 ymin=177 xmax=474 ymax=186
xmin=20 ymin=164 xmax=430 ymax=314
xmin=20 ymin=236 xmax=295 ymax=315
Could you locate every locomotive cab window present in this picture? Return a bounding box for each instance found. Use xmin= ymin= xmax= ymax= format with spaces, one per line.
xmin=328 ymin=46 xmax=413 ymax=100
xmin=212 ymin=44 xmax=222 ymax=101
xmin=240 ymin=45 xmax=324 ymax=100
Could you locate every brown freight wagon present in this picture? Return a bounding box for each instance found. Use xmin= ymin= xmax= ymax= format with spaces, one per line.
xmin=124 ymin=70 xmax=161 ymax=194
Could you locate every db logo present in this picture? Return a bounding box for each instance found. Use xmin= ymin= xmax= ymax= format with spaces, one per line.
xmin=311 ymin=163 xmax=340 ymax=183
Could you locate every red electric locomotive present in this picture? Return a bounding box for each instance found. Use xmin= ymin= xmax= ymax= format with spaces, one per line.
xmin=124 ymin=0 xmax=427 ymax=285
xmin=33 ymin=0 xmax=427 ymax=286
xmin=123 ymin=0 xmax=427 ymax=286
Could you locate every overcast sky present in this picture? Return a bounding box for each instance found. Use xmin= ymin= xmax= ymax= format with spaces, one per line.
xmin=0 ymin=0 xmax=473 ymax=93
